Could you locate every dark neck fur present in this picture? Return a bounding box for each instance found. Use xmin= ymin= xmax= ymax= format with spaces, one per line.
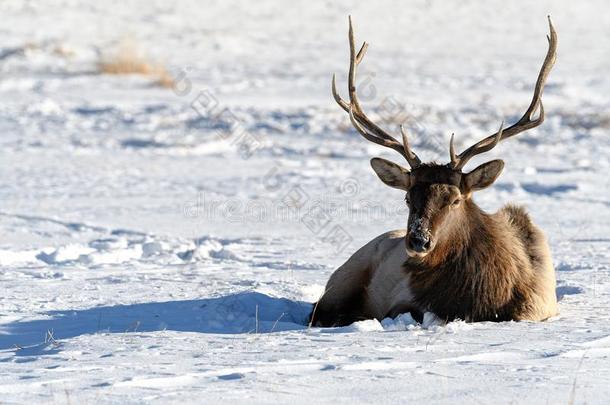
xmin=405 ymin=199 xmax=527 ymax=322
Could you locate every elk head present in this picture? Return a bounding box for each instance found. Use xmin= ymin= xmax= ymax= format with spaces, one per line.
xmin=332 ymin=16 xmax=557 ymax=258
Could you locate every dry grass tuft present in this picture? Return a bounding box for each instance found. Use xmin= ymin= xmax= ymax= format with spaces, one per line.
xmin=155 ymin=70 xmax=175 ymax=88
xmin=53 ymin=44 xmax=75 ymax=58
xmin=98 ymin=39 xmax=174 ymax=88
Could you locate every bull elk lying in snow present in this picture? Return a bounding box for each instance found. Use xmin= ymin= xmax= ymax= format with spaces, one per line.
xmin=310 ymin=17 xmax=559 ymax=326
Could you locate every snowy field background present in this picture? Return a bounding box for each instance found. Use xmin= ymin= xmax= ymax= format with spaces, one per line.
xmin=1 ymin=0 xmax=609 ymax=403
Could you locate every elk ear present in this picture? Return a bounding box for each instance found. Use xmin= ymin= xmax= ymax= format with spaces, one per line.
xmin=463 ymin=159 xmax=504 ymax=191
xmin=370 ymin=157 xmax=411 ymax=191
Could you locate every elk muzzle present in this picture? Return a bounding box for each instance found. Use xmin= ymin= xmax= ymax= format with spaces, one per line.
xmin=406 ymin=217 xmax=433 ymax=256
xmin=407 ymin=233 xmax=431 ymax=253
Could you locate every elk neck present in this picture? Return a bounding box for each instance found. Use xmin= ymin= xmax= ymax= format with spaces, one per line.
xmin=404 ymin=197 xmax=512 ymax=321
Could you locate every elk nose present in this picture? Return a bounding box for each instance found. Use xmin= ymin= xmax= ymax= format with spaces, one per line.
xmin=407 ymin=233 xmax=431 ymax=253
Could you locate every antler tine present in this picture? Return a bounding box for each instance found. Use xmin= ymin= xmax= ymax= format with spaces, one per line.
xmin=356 ymin=41 xmax=368 ymax=64
xmin=451 ymin=17 xmax=557 ymax=170
xmin=521 ymin=16 xmax=557 ymax=124
xmin=347 ymin=16 xmax=365 ymax=115
xmin=449 ymin=133 xmax=457 ymax=167
xmin=331 ymin=16 xmax=422 ymax=168
xmin=331 ymin=73 xmax=350 ymax=111
xmin=400 ymin=125 xmax=422 ymax=167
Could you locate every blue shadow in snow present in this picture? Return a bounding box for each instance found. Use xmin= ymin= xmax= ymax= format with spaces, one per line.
xmin=0 ymin=292 xmax=313 ymax=355
xmin=520 ymin=182 xmax=578 ymax=196
xmin=556 ymin=285 xmax=585 ymax=301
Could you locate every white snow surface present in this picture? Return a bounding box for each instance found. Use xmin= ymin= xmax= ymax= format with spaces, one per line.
xmin=1 ymin=0 xmax=610 ymax=403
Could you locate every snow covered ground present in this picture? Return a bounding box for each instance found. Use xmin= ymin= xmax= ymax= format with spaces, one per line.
xmin=1 ymin=0 xmax=610 ymax=403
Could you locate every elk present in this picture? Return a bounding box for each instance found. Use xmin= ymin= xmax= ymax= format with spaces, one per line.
xmin=310 ymin=17 xmax=558 ymax=326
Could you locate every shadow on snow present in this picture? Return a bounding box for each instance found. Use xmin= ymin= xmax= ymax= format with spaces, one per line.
xmin=0 ymin=292 xmax=313 ymax=355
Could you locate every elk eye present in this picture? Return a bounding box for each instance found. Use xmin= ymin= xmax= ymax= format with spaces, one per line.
xmin=451 ymin=198 xmax=461 ymax=206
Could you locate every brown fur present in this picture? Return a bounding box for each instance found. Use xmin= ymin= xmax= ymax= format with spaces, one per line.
xmin=311 ymin=265 xmax=374 ymax=326
xmin=406 ymin=200 xmax=543 ymax=322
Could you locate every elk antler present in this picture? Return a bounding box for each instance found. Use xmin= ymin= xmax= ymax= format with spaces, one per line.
xmin=450 ymin=16 xmax=558 ymax=170
xmin=332 ymin=16 xmax=422 ymax=169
